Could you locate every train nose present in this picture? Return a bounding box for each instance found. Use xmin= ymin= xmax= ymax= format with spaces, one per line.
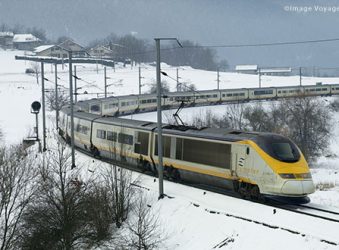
xmin=281 ymin=180 xmax=315 ymax=195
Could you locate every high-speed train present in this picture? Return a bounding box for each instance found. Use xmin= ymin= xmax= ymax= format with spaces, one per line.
xmin=57 ymin=84 xmax=328 ymax=199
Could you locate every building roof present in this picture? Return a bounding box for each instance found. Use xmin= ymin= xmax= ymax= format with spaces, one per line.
xmin=259 ymin=67 xmax=292 ymax=73
xmin=34 ymin=45 xmax=55 ymax=53
xmin=13 ymin=34 xmax=40 ymax=43
xmin=58 ymin=39 xmax=86 ymax=52
xmin=235 ymin=65 xmax=258 ymax=71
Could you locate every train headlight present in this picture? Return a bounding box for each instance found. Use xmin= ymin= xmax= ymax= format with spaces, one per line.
xmin=279 ymin=173 xmax=295 ymax=179
xmin=295 ymin=173 xmax=312 ymax=179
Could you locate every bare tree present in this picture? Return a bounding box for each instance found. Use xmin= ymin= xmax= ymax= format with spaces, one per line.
xmin=46 ymin=89 xmax=69 ymax=112
xmin=123 ymin=195 xmax=166 ymax=250
xmin=19 ymin=140 xmax=94 ymax=249
xmin=29 ymin=62 xmax=40 ymax=85
xmin=225 ymin=101 xmax=246 ymax=130
xmin=102 ymin=165 xmax=136 ymax=228
xmin=147 ymin=80 xmax=170 ymax=94
xmin=278 ymin=96 xmax=331 ymax=160
xmin=0 ymin=23 xmax=9 ymax=32
xmin=0 ymin=145 xmax=36 ymax=250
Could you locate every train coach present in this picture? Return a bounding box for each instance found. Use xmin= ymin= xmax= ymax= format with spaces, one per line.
xmin=79 ymin=83 xmax=339 ymax=116
xmin=60 ymin=106 xmax=315 ymax=200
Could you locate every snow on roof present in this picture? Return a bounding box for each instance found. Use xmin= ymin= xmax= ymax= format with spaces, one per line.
xmin=13 ymin=34 xmax=40 ymax=43
xmin=235 ymin=65 xmax=258 ymax=71
xmin=0 ymin=32 xmax=14 ymax=37
xmin=260 ymin=67 xmax=292 ymax=73
xmin=34 ymin=45 xmax=55 ymax=53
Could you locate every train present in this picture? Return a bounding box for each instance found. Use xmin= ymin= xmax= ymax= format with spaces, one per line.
xmin=57 ymin=83 xmax=333 ymax=200
xmin=76 ymin=83 xmax=339 ymax=117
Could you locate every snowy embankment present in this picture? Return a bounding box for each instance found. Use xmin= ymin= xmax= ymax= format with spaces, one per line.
xmin=1 ymin=50 xmax=339 ymax=249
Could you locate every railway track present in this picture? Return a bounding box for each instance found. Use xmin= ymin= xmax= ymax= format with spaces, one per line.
xmin=273 ymin=203 xmax=339 ymax=223
xmin=75 ymin=143 xmax=339 ymax=225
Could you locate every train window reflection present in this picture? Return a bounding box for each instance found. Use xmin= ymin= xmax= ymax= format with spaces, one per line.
xmin=272 ymin=143 xmax=295 ymax=161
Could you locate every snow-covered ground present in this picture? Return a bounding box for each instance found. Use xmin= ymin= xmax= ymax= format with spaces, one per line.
xmin=1 ymin=50 xmax=339 ymax=249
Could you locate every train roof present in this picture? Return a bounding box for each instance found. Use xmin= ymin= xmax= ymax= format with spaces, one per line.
xmin=63 ymin=108 xmax=280 ymax=143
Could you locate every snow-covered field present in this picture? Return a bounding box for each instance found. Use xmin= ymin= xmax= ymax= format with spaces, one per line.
xmin=1 ymin=50 xmax=339 ymax=249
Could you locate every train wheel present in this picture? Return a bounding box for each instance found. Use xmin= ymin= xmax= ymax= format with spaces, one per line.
xmin=90 ymin=145 xmax=100 ymax=158
xmin=250 ymin=185 xmax=260 ymax=200
xmin=172 ymin=169 xmax=181 ymax=182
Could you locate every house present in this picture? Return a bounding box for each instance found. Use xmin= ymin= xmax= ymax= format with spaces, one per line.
xmin=89 ymin=44 xmax=115 ymax=58
xmin=235 ymin=65 xmax=258 ymax=74
xmin=0 ymin=32 xmax=14 ymax=49
xmin=13 ymin=34 xmax=41 ymax=50
xmin=57 ymin=39 xmax=87 ymax=57
xmin=35 ymin=39 xmax=87 ymax=58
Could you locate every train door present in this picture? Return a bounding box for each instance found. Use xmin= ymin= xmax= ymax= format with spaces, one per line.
xmin=231 ymin=144 xmax=247 ymax=177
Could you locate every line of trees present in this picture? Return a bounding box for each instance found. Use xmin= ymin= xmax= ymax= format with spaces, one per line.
xmin=88 ymin=33 xmax=228 ymax=71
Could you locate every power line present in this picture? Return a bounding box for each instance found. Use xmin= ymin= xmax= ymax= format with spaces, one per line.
xmin=184 ymin=37 xmax=339 ymax=49
xmin=112 ymin=37 xmax=339 ymax=58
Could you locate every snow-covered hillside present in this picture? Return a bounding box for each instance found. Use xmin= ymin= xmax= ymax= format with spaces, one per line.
xmin=1 ymin=50 xmax=339 ymax=249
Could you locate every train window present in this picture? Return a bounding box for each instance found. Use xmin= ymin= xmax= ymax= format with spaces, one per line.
xmin=227 ymin=93 xmax=232 ymax=97
xmin=316 ymin=88 xmax=321 ymax=92
xmin=254 ymin=89 xmax=273 ymax=95
xmin=118 ymin=133 xmax=133 ymax=145
xmin=213 ymin=94 xmax=217 ymax=98
xmin=107 ymin=131 xmax=117 ymax=141
xmin=240 ymin=93 xmax=245 ymax=96
xmin=278 ymin=91 xmax=281 ymax=94
xmin=176 ymin=138 xmax=183 ymax=160
xmin=322 ymin=88 xmax=327 ymax=91
xmin=96 ymin=129 xmax=106 ymax=139
xmin=154 ymin=135 xmax=171 ymax=158
xmin=135 ymin=132 xmax=149 ymax=155
xmin=256 ymin=135 xmax=300 ymax=163
xmin=272 ymin=143 xmax=295 ymax=162
xmin=181 ymin=139 xmax=231 ymax=168
xmin=90 ymin=104 xmax=100 ymax=112
xmin=76 ymin=124 xmax=89 ymax=135
xmin=246 ymin=147 xmax=250 ymax=155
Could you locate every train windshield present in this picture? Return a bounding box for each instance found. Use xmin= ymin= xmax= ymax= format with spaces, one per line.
xmin=256 ymin=135 xmax=300 ymax=163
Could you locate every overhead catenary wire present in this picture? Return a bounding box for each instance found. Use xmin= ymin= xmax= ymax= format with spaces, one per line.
xmin=112 ymin=37 xmax=339 ymax=58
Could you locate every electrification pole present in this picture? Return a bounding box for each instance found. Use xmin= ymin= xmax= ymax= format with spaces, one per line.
xmin=299 ymin=67 xmax=302 ymax=86
xmin=74 ymin=65 xmax=77 ymax=102
xmin=104 ymin=66 xmax=107 ymax=98
xmin=155 ymin=37 xmax=182 ymax=199
xmin=69 ymin=51 xmax=76 ymax=169
xmin=139 ymin=66 xmax=142 ymax=95
xmin=176 ymin=68 xmax=180 ymax=92
xmin=217 ymin=68 xmax=220 ymax=90
xmin=155 ymin=38 xmax=164 ymax=199
xmin=41 ymin=62 xmax=47 ymax=151
xmin=259 ymin=68 xmax=262 ymax=88
xmin=55 ymin=63 xmax=59 ymax=129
